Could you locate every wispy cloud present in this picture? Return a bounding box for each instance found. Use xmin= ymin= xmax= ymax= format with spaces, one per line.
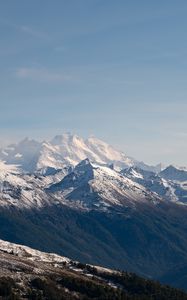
xmin=0 ymin=18 xmax=49 ymax=40
xmin=20 ymin=26 xmax=49 ymax=40
xmin=16 ymin=67 xmax=71 ymax=83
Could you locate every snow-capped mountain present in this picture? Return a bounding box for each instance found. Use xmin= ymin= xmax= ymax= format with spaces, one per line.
xmin=159 ymin=165 xmax=187 ymax=182
xmin=122 ymin=166 xmax=187 ymax=204
xmin=0 ymin=133 xmax=161 ymax=174
xmin=48 ymin=159 xmax=161 ymax=210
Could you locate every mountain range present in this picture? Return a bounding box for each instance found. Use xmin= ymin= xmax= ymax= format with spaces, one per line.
xmin=0 ymin=133 xmax=187 ymax=291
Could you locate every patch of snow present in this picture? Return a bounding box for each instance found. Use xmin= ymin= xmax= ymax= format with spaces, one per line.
xmin=15 ymin=153 xmax=22 ymax=158
xmin=0 ymin=239 xmax=70 ymax=264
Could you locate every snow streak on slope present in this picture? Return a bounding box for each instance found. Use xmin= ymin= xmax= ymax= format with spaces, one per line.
xmin=0 ymin=160 xmax=20 ymax=175
xmin=0 ymin=161 xmax=25 ymax=188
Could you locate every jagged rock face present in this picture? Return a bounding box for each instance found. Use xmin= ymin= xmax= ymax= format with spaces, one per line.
xmin=48 ymin=159 xmax=161 ymax=210
xmin=122 ymin=166 xmax=187 ymax=204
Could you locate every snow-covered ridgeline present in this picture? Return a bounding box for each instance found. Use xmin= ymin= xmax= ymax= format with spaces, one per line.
xmin=0 ymin=133 xmax=161 ymax=173
xmin=0 ymin=239 xmax=70 ymax=264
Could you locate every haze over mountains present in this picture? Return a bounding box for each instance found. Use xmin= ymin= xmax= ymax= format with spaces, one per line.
xmin=0 ymin=133 xmax=162 ymax=174
xmin=0 ymin=133 xmax=187 ymax=291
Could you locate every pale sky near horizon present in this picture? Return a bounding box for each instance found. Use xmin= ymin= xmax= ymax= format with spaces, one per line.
xmin=0 ymin=0 xmax=187 ymax=166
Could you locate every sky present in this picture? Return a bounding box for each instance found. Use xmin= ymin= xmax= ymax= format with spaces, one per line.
xmin=0 ymin=0 xmax=187 ymax=166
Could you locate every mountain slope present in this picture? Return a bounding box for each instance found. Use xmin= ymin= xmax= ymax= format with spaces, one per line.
xmin=0 ymin=239 xmax=186 ymax=300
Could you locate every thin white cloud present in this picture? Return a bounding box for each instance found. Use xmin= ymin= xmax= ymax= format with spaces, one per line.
xmin=16 ymin=67 xmax=71 ymax=83
xmin=20 ymin=26 xmax=49 ymax=40
xmin=0 ymin=18 xmax=49 ymax=40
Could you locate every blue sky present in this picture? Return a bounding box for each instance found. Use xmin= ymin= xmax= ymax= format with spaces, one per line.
xmin=0 ymin=0 xmax=187 ymax=165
